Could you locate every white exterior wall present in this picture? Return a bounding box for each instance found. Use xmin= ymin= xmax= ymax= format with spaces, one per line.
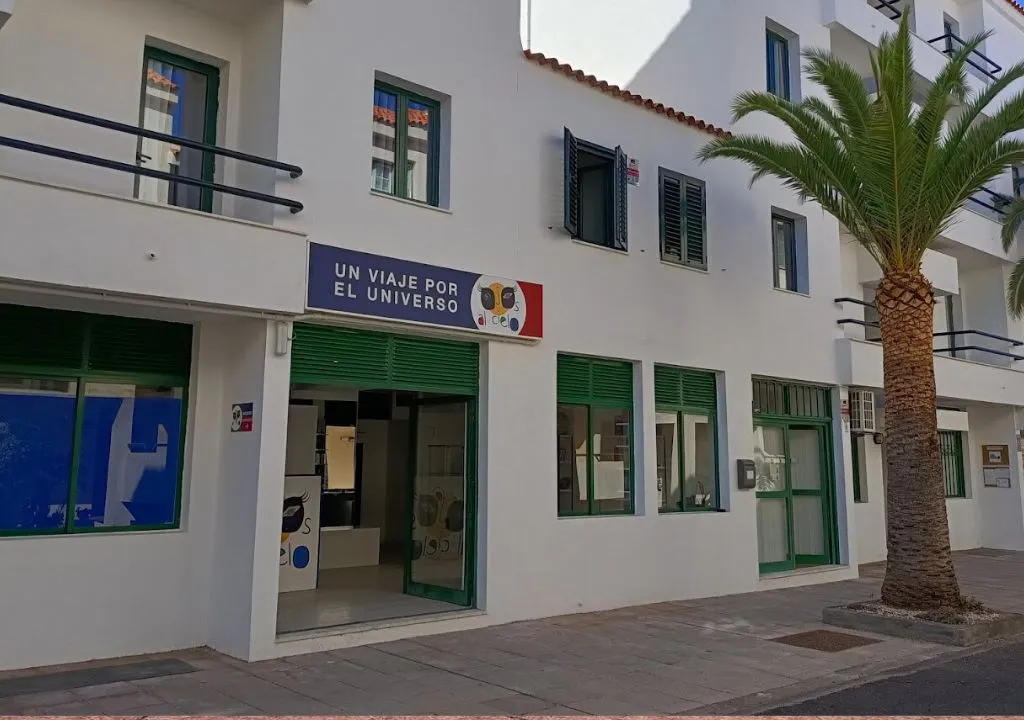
xmin=3 ymin=0 xmax=1024 ymax=671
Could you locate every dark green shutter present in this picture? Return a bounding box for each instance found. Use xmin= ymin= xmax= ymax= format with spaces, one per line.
xmin=0 ymin=304 xmax=190 ymax=378
xmin=563 ymin=127 xmax=580 ymax=238
xmin=683 ymin=178 xmax=707 ymax=267
xmin=613 ymin=145 xmax=629 ymax=250
xmin=557 ymin=354 xmax=632 ymax=407
xmin=654 ymin=364 xmax=716 ymax=409
xmin=752 ymin=378 xmax=831 ymax=419
xmin=659 ymin=170 xmax=683 ymax=262
xmin=88 ymin=315 xmax=192 ymax=377
xmin=939 ymin=431 xmax=965 ymax=498
xmin=290 ymin=323 xmax=479 ymax=395
xmin=0 ymin=304 xmax=86 ymax=369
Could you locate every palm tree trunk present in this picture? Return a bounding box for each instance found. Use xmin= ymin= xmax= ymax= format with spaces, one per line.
xmin=875 ymin=271 xmax=962 ymax=609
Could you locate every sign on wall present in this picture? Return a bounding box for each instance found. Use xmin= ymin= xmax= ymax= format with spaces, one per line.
xmin=306 ymin=243 xmax=543 ymax=339
xmin=279 ymin=475 xmax=321 ymax=593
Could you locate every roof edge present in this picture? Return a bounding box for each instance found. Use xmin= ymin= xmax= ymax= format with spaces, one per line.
xmin=522 ymin=50 xmax=731 ymax=139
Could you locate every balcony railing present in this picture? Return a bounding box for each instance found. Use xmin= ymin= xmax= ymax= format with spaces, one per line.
xmin=968 ymin=185 xmax=1013 ymax=217
xmin=834 ymin=297 xmax=1024 ymax=362
xmin=928 ymin=32 xmax=1002 ymax=81
xmin=868 ymin=0 xmax=904 ymax=21
xmin=0 ymin=92 xmax=304 ymax=214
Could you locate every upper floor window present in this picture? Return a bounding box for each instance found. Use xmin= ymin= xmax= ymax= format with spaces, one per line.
xmin=563 ymin=127 xmax=629 ymax=251
xmin=766 ymin=29 xmax=791 ymax=100
xmin=771 ymin=212 xmax=808 ymax=294
xmin=135 ymin=47 xmax=220 ymax=213
xmin=659 ymin=168 xmax=707 ymax=269
xmin=371 ymin=82 xmax=440 ymax=206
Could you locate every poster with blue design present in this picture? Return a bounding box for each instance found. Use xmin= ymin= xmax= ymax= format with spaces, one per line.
xmin=279 ymin=474 xmax=321 ymax=592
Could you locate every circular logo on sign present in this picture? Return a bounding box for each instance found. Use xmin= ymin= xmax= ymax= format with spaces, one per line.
xmin=470 ymin=276 xmax=526 ymax=335
xmin=230 ymin=404 xmax=243 ymax=432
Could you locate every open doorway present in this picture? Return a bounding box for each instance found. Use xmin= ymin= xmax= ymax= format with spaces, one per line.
xmin=276 ymin=385 xmax=476 ymax=635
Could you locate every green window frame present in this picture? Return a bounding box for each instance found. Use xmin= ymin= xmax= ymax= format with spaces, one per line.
xmin=659 ymin=168 xmax=707 ymax=269
xmin=563 ymin=127 xmax=629 ymax=251
xmin=137 ymin=46 xmax=221 ymax=213
xmin=654 ymin=365 xmax=720 ymax=512
xmin=371 ymin=81 xmax=441 ymax=207
xmin=940 ymin=430 xmax=966 ymax=498
xmin=0 ymin=305 xmax=192 ymax=538
xmin=772 ymin=213 xmax=798 ymax=291
xmin=851 ymin=435 xmax=865 ymax=503
xmin=557 ymin=354 xmax=635 ymax=516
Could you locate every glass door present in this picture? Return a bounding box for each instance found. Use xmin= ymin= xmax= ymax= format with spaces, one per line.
xmin=789 ymin=425 xmax=828 ymax=566
xmin=405 ymin=396 xmax=475 ymax=606
xmin=754 ymin=422 xmax=832 ymax=573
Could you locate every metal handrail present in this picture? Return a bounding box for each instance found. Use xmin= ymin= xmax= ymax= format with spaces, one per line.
xmin=934 ymin=345 xmax=1024 ymax=361
xmin=838 ymin=318 xmax=880 ymax=329
xmin=928 ymin=32 xmax=1003 ymax=81
xmin=0 ymin=92 xmax=304 ymax=214
xmin=934 ymin=329 xmax=1023 ymax=347
xmin=835 ymin=296 xmax=875 ymax=309
xmin=968 ymin=186 xmax=1011 ymax=216
xmin=869 ymin=0 xmax=903 ymax=21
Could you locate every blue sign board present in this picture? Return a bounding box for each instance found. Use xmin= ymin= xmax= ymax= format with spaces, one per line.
xmin=306 ymin=242 xmax=543 ymax=338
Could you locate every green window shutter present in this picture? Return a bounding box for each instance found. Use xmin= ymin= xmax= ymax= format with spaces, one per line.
xmin=655 ymin=364 xmax=716 ymax=408
xmin=563 ymin=127 xmax=580 ymax=238
xmin=558 ymin=354 xmax=632 ymax=406
xmin=0 ymin=304 xmax=86 ymax=370
xmin=613 ymin=145 xmax=629 ymax=250
xmin=680 ymin=369 xmax=716 ymax=407
xmin=654 ymin=364 xmax=683 ymax=406
xmin=683 ymin=177 xmax=707 ymax=268
xmin=753 ymin=378 xmax=831 ymax=419
xmin=87 ymin=315 xmax=193 ymax=377
xmin=390 ymin=335 xmax=479 ymax=394
xmin=291 ymin=324 xmax=479 ymax=395
xmin=659 ymin=170 xmax=683 ymax=263
xmin=939 ymin=430 xmax=965 ymax=498
xmin=556 ymin=355 xmax=593 ymax=405
xmin=291 ymin=324 xmax=391 ymax=387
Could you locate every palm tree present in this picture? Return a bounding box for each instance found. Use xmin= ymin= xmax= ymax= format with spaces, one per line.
xmin=698 ymin=15 xmax=1024 ymax=610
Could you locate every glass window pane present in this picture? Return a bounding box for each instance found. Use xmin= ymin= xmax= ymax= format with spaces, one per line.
xmin=405 ymin=99 xmax=434 ymax=203
xmin=0 ymin=378 xmax=77 ymax=533
xmin=371 ymin=88 xmax=398 ymax=194
xmin=74 ymin=383 xmax=184 ymax=530
xmin=137 ymin=58 xmax=214 ymax=211
xmin=682 ymin=412 xmax=716 ymax=509
xmin=557 ymin=405 xmax=588 ymax=515
xmin=757 ymin=498 xmax=789 ymax=563
xmin=789 ymin=428 xmax=822 ymax=490
xmin=753 ymin=425 xmax=787 ymax=492
xmin=591 ymin=408 xmax=632 ymax=513
xmin=656 ymin=412 xmax=680 ymax=511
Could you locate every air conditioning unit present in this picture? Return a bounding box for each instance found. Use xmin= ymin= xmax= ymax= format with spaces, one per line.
xmin=850 ymin=390 xmax=877 ymax=433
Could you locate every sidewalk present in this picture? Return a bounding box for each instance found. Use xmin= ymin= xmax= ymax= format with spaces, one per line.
xmin=2 ymin=549 xmax=1021 ymax=716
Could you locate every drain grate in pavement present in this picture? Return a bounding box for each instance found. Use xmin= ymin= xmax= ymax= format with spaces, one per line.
xmin=0 ymin=658 xmax=196 ymax=699
xmin=771 ymin=629 xmax=881 ymax=652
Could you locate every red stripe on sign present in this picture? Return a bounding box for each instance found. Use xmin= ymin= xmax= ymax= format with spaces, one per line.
xmin=519 ymin=281 xmax=544 ymax=338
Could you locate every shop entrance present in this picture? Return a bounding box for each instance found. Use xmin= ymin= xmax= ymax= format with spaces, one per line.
xmin=751 ymin=379 xmax=839 ymax=574
xmin=276 ymin=325 xmax=478 ymax=635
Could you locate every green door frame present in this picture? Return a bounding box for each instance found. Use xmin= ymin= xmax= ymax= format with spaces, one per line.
xmin=755 ymin=417 xmax=837 ymax=574
xmin=138 ymin=46 xmax=221 ymax=213
xmin=404 ymin=394 xmax=477 ymax=607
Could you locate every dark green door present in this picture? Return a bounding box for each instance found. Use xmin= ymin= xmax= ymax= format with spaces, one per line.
xmin=754 ymin=422 xmax=832 ymax=573
xmin=405 ymin=396 xmax=476 ymax=606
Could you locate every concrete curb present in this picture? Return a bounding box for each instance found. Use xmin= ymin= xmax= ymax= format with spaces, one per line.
xmin=823 ymin=606 xmax=1024 ymax=646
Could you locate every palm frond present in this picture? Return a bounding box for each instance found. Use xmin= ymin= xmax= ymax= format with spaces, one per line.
xmin=1002 ymin=197 xmax=1024 ymax=252
xmin=1007 ymin=258 xmax=1024 ymax=319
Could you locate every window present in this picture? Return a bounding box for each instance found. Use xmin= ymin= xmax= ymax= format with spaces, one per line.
xmin=0 ymin=305 xmax=192 ymax=536
xmin=371 ymin=83 xmax=440 ymax=206
xmin=136 ymin=47 xmax=220 ymax=213
xmin=942 ymin=15 xmax=960 ymax=54
xmin=1013 ymin=165 xmax=1023 ymax=198
xmin=556 ymin=355 xmax=634 ymax=516
xmin=851 ymin=436 xmax=867 ymax=503
xmin=766 ymin=29 xmax=791 ymax=100
xmin=772 ymin=212 xmax=808 ymax=293
xmin=659 ymin=168 xmax=707 ymax=268
xmin=939 ymin=430 xmax=966 ymax=498
xmin=563 ymin=127 xmax=628 ymax=251
xmin=654 ymin=365 xmax=720 ymax=512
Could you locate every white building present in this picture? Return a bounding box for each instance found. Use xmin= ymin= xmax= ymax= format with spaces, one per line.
xmin=0 ymin=0 xmax=1023 ymax=672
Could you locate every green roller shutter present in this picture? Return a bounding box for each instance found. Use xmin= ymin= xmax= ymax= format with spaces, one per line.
xmin=290 ymin=323 xmax=479 ymax=395
xmin=557 ymin=354 xmax=632 ymax=407
xmin=654 ymin=364 xmax=716 ymax=409
xmin=0 ymin=304 xmax=191 ymax=379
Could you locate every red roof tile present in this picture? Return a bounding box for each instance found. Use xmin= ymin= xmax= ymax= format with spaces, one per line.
xmin=523 ymin=49 xmax=730 ymax=138
xmin=1005 ymin=0 xmax=1024 ymax=17
xmin=372 ymin=105 xmax=430 ymax=128
xmin=146 ymin=68 xmax=176 ymax=90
